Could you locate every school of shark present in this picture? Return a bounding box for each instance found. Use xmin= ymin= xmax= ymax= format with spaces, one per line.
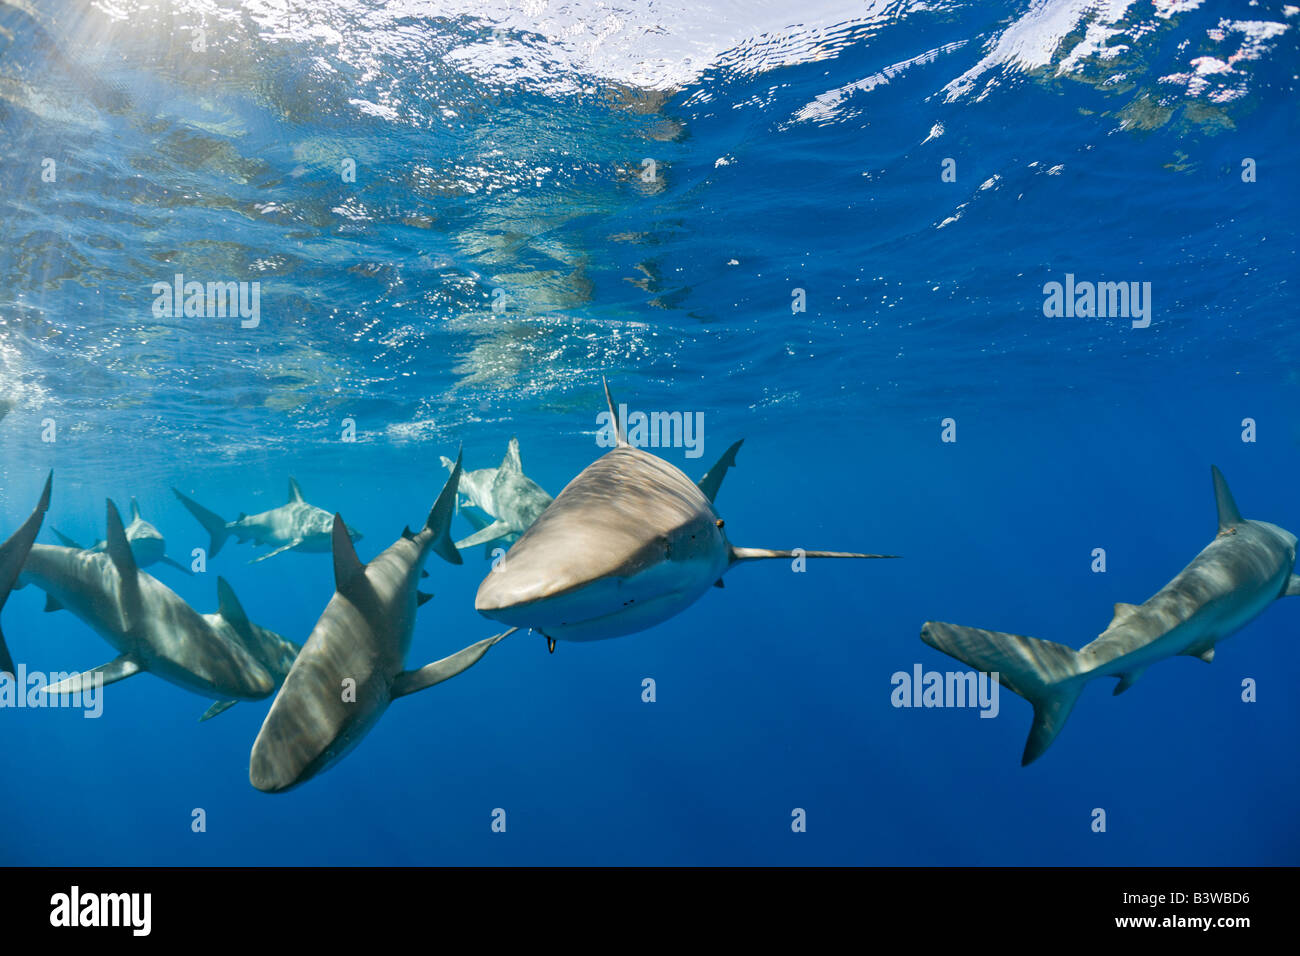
xmin=0 ymin=382 xmax=895 ymax=792
xmin=0 ymin=381 xmax=1292 ymax=788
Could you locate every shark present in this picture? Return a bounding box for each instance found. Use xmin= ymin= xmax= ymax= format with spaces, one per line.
xmin=173 ymin=477 xmax=362 ymax=564
xmin=51 ymin=497 xmax=193 ymax=575
xmin=196 ymin=594 xmax=303 ymax=721
xmin=474 ymin=381 xmax=896 ymax=650
xmin=0 ymin=471 xmax=53 ymax=677
xmin=920 ymin=465 xmax=1298 ymax=766
xmin=25 ymin=499 xmax=284 ymax=708
xmin=441 ymin=437 xmax=554 ymax=553
xmin=248 ymin=451 xmax=513 ymax=793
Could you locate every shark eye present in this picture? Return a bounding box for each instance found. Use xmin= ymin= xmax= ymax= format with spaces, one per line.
xmin=715 ymin=519 xmax=725 ymax=529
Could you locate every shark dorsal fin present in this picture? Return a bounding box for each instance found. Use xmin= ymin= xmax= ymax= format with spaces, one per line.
xmin=1110 ymin=602 xmax=1140 ymax=628
xmin=105 ymin=499 xmax=139 ymax=580
xmin=1212 ymin=465 xmax=1243 ymax=531
xmin=288 ymin=477 xmax=304 ymax=503
xmin=697 ymin=439 xmax=744 ymax=503
xmin=105 ymin=499 xmax=143 ymax=624
xmin=602 ymin=377 xmax=628 ymax=447
xmin=215 ymin=576 xmax=255 ymax=644
xmin=129 ymin=497 xmax=142 ymax=521
xmin=331 ymin=513 xmax=366 ymax=592
xmin=500 ymin=437 xmax=523 ymax=474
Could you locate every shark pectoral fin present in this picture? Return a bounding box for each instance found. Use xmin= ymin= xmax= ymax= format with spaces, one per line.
xmin=697 ymin=439 xmax=744 ymax=503
xmin=455 ymin=519 xmax=511 ymax=550
xmin=1284 ymin=574 xmax=1300 ymax=597
xmin=199 ymin=700 xmax=238 ymax=722
xmin=1112 ymin=668 xmax=1147 ymax=695
xmin=249 ymin=540 xmax=303 ymax=564
xmin=159 ymin=554 xmax=196 ymax=575
xmin=730 ymin=547 xmax=901 ymax=563
xmin=42 ymin=593 xmax=64 ymax=613
xmin=44 ymin=654 xmax=142 ymax=695
xmin=460 ymin=508 xmax=494 ymax=533
xmin=391 ymin=628 xmax=516 ymax=699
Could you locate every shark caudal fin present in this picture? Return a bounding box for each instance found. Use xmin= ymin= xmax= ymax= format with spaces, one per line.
xmin=697 ymin=439 xmax=744 ymax=503
xmin=920 ymin=622 xmax=1086 ymax=765
xmin=172 ymin=488 xmax=231 ymax=558
xmin=0 ymin=471 xmax=52 ymax=677
xmin=427 ymin=448 xmax=464 ymax=566
xmin=730 ymin=547 xmax=900 ymax=561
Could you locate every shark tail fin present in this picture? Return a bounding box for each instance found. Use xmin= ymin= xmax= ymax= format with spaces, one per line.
xmin=0 ymin=471 xmax=52 ymax=677
xmin=920 ymin=621 xmax=1086 ymax=766
xmin=602 ymin=377 xmax=628 ymax=446
xmin=172 ymin=488 xmax=231 ymax=558
xmin=426 ymin=448 xmax=464 ymax=566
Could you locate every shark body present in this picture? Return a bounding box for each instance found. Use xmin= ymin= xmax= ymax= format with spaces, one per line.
xmin=51 ymin=497 xmax=192 ymax=575
xmin=921 ymin=466 xmax=1298 ymax=765
xmin=23 ymin=500 xmax=284 ymax=707
xmin=442 ymin=438 xmax=553 ymax=554
xmin=475 ymin=381 xmax=895 ymax=649
xmin=173 ymin=478 xmax=361 ymax=564
xmin=248 ymin=452 xmax=510 ymax=793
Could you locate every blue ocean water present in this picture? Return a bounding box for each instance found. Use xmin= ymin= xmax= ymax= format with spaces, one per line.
xmin=0 ymin=0 xmax=1297 ymax=865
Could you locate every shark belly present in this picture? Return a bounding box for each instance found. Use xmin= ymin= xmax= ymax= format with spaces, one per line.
xmin=482 ymin=550 xmax=727 ymax=641
xmin=1081 ymin=528 xmax=1292 ymax=681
